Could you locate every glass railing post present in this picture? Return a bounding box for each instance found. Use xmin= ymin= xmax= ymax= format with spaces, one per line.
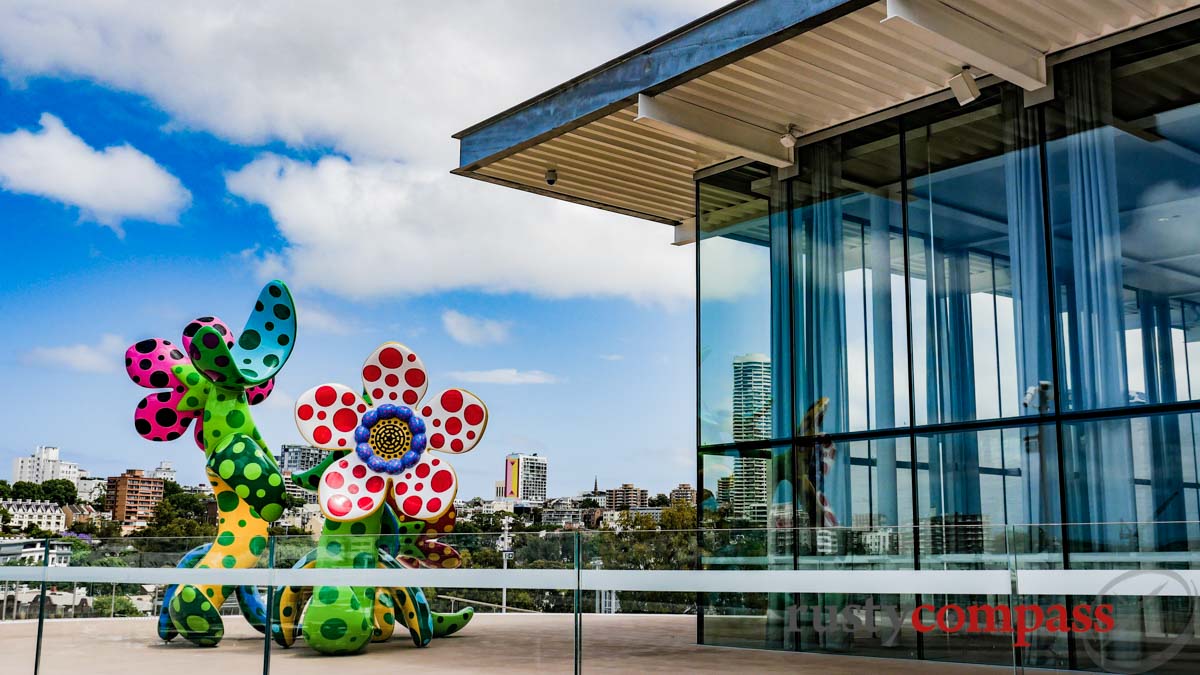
xmin=574 ymin=530 xmax=581 ymax=675
xmin=263 ymin=535 xmax=275 ymax=675
xmin=33 ymin=536 xmax=50 ymax=675
xmin=1004 ymin=525 xmax=1021 ymax=674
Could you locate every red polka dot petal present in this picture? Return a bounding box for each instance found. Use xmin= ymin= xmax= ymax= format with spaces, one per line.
xmin=391 ymin=453 xmax=456 ymax=520
xmin=362 ymin=342 xmax=428 ymax=409
xmin=424 ymin=388 xmax=488 ymax=455
xmin=297 ymin=382 xmax=360 ymax=449
xmin=318 ymin=454 xmax=385 ymax=522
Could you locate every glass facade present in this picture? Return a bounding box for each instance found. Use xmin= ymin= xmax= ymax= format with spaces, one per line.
xmin=698 ymin=21 xmax=1200 ymax=670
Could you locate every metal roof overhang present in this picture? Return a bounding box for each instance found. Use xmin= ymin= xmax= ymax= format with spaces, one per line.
xmin=452 ymin=0 xmax=1200 ymax=229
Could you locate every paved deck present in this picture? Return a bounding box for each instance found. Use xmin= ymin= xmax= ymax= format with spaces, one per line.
xmin=0 ymin=614 xmax=1018 ymax=674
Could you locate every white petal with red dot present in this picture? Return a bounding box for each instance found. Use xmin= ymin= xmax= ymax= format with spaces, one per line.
xmin=422 ymin=388 xmax=488 ymax=454
xmin=362 ymin=342 xmax=428 ymax=407
xmin=295 ymin=382 xmax=368 ymax=450
xmin=391 ymin=454 xmax=456 ymax=520
xmin=317 ymin=453 xmax=390 ymax=522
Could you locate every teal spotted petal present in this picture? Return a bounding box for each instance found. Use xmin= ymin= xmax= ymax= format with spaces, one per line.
xmin=186 ymin=281 xmax=295 ymax=387
xmin=234 ymin=280 xmax=296 ymax=383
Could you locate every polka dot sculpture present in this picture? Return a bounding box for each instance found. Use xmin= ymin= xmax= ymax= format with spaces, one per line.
xmin=126 ymin=280 xmax=295 ymax=647
xmin=277 ymin=342 xmax=487 ymax=654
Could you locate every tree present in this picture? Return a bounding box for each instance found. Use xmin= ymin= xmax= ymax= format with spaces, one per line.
xmin=162 ymin=479 xmax=184 ymax=498
xmin=660 ymin=502 xmax=696 ymax=531
xmin=12 ymin=481 xmax=43 ymax=501
xmin=617 ymin=511 xmax=658 ymax=530
xmin=92 ymin=594 xmax=143 ymax=617
xmin=0 ymin=479 xmax=11 ymax=499
xmin=649 ymin=493 xmax=671 ymax=507
xmin=152 ymin=492 xmax=210 ymax=525
xmin=0 ymin=505 xmax=10 ymax=529
xmin=69 ymin=519 xmax=122 ymax=539
xmin=40 ymin=479 xmax=78 ymax=506
xmin=578 ymin=497 xmax=600 ymax=509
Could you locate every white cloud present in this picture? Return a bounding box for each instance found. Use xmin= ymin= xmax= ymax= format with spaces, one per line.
xmin=226 ymin=155 xmax=696 ymax=304
xmin=297 ymin=301 xmax=357 ymax=335
xmin=448 ymin=368 xmax=560 ymax=385
xmin=0 ymin=2 xmax=723 ymax=165
xmin=23 ymin=333 xmax=126 ymax=373
xmin=0 ymin=1 xmax=721 ymax=304
xmin=0 ymin=113 xmax=189 ymax=231
xmin=441 ymin=309 xmax=511 ymax=346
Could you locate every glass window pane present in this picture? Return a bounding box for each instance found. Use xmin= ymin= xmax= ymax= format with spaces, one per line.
xmin=1063 ymin=410 xmax=1200 ymax=552
xmin=699 ymin=164 xmax=786 ymax=445
xmin=1047 ymin=33 xmax=1200 ymax=412
xmin=698 ymin=445 xmax=794 ymax=650
xmin=905 ymin=85 xmax=1055 ymax=426
xmin=916 ymin=422 xmax=1060 ymax=532
xmin=792 ymin=119 xmax=910 ymax=436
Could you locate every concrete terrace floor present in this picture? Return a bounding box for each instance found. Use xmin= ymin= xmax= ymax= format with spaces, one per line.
xmin=0 ymin=614 xmax=1017 ymax=674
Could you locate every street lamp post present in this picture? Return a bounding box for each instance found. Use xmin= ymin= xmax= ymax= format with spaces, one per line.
xmin=500 ymin=516 xmax=513 ymax=614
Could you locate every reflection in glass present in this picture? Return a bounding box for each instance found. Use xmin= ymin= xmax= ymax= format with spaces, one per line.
xmin=699 ymin=446 xmax=794 ymax=650
xmin=905 ymin=85 xmax=1054 ymax=428
xmin=698 ymin=164 xmax=786 ymax=445
xmin=791 ymin=120 xmax=910 ymax=439
xmin=917 ymin=424 xmax=1059 ymax=551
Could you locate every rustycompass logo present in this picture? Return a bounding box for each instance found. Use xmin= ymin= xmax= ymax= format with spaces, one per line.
xmin=786 ymin=599 xmax=1116 ymax=648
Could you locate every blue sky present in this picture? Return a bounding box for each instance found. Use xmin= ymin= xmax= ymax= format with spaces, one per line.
xmin=0 ymin=2 xmax=725 ymax=499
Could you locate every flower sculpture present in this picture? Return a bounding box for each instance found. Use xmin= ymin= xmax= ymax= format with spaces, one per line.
xmin=125 ymin=280 xmax=296 ymax=646
xmin=273 ymin=342 xmax=485 ymax=654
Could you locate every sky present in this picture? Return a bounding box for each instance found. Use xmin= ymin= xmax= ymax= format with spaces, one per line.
xmin=0 ymin=1 xmax=729 ymax=499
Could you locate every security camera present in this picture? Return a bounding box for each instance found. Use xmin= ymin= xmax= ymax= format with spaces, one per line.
xmin=545 ymin=168 xmax=558 ymax=186
xmin=949 ymin=66 xmax=981 ymax=106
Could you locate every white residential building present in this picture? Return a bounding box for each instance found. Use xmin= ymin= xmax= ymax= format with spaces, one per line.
xmin=279 ymin=444 xmax=328 ymax=475
xmin=502 ymin=453 xmax=548 ymax=503
xmin=11 ymin=446 xmax=81 ymax=486
xmin=0 ymin=499 xmax=67 ymax=532
xmin=732 ymin=354 xmax=771 ymax=442
xmin=0 ymin=538 xmax=71 ymax=567
xmin=669 ymin=483 xmax=696 ymax=504
xmin=731 ymin=457 xmax=769 ymax=526
xmin=479 ymin=499 xmax=515 ymax=515
xmin=542 ymin=506 xmax=583 ymax=527
xmin=76 ymin=476 xmax=107 ymax=503
xmin=149 ymin=460 xmax=176 ymax=483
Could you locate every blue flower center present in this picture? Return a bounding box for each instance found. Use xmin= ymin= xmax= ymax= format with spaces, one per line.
xmin=353 ymin=404 xmax=427 ymax=474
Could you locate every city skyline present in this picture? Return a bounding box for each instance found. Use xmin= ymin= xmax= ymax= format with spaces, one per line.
xmin=4 ymin=442 xmax=691 ymax=500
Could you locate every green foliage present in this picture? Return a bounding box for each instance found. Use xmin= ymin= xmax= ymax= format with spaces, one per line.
xmin=578 ymin=497 xmax=600 ymax=509
xmin=617 ymin=511 xmax=657 ymax=530
xmin=12 ymin=481 xmax=43 ymax=501
xmin=154 ymin=492 xmax=210 ymax=525
xmin=40 ymin=478 xmax=78 ymax=506
xmin=513 ymin=533 xmax=572 ymax=566
xmin=162 ymin=480 xmax=184 ymax=499
xmin=92 ymin=594 xmax=143 ymax=617
xmin=20 ymin=523 xmax=54 ymax=538
xmin=68 ymin=519 xmax=122 ymax=538
xmin=0 ymin=479 xmax=11 ymax=499
xmin=0 ymin=505 xmax=10 ymax=529
xmin=660 ymin=502 xmax=696 ymax=531
xmin=649 ymin=493 xmax=671 ymax=507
